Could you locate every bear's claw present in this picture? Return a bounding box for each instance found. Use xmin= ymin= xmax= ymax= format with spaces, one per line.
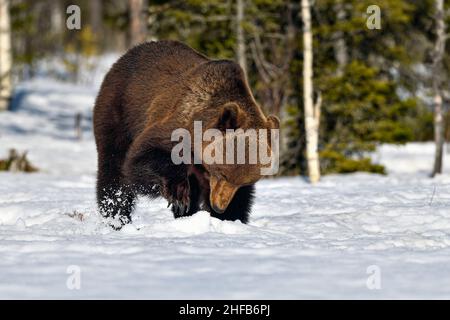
xmin=163 ymin=178 xmax=191 ymax=215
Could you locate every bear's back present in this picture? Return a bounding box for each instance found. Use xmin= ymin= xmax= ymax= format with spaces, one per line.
xmin=97 ymin=41 xmax=209 ymax=135
xmin=100 ymin=40 xmax=208 ymax=100
xmin=118 ymin=40 xmax=208 ymax=79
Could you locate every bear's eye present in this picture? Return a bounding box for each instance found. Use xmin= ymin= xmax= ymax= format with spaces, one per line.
xmin=218 ymin=172 xmax=234 ymax=183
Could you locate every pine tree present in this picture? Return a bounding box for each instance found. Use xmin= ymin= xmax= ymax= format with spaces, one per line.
xmin=285 ymin=0 xmax=436 ymax=175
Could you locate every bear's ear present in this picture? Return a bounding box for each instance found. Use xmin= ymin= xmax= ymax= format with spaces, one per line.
xmin=266 ymin=115 xmax=280 ymax=129
xmin=217 ymin=103 xmax=242 ymax=130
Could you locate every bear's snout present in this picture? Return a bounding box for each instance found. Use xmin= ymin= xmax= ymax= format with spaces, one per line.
xmin=209 ymin=176 xmax=239 ymax=213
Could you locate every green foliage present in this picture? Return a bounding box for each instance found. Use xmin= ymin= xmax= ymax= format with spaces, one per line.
xmin=319 ymin=149 xmax=386 ymax=175
xmin=7 ymin=0 xmax=445 ymax=176
xmin=149 ymin=0 xmax=235 ymax=60
xmin=316 ymin=60 xmax=422 ymax=174
xmin=10 ymin=1 xmax=45 ymax=71
xmin=63 ymin=26 xmax=99 ymax=81
xmin=321 ymin=61 xmax=415 ymax=143
xmin=10 ymin=0 xmax=100 ymax=80
xmin=65 ymin=26 xmax=99 ymax=58
xmin=283 ymin=0 xmax=440 ymax=175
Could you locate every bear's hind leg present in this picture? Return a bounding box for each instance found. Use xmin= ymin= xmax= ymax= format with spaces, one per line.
xmin=97 ymin=154 xmax=136 ymax=229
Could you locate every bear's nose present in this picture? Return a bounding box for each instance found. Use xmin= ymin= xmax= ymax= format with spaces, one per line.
xmin=212 ymin=204 xmax=225 ymax=214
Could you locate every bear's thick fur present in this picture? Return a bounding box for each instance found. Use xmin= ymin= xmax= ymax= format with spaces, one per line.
xmin=93 ymin=40 xmax=279 ymax=229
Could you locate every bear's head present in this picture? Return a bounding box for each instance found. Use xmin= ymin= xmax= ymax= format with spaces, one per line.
xmin=202 ymin=103 xmax=280 ymax=213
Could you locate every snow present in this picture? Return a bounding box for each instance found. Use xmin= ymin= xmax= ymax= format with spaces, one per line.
xmin=1 ymin=78 xmax=450 ymax=299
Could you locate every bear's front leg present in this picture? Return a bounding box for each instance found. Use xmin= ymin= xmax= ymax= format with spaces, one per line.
xmin=123 ymin=126 xmax=193 ymax=216
xmin=161 ymin=175 xmax=190 ymax=215
xmin=169 ymin=172 xmax=207 ymax=218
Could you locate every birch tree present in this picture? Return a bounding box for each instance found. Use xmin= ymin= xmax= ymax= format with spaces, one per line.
xmin=0 ymin=0 xmax=12 ymax=111
xmin=431 ymin=0 xmax=447 ymax=177
xmin=301 ymin=0 xmax=320 ymax=183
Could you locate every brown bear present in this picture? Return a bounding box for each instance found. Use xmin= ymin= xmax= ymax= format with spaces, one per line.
xmin=93 ymin=40 xmax=279 ymax=229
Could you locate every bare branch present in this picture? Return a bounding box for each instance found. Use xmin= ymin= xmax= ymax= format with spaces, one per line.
xmin=252 ymin=31 xmax=280 ymax=78
xmin=249 ymin=41 xmax=271 ymax=84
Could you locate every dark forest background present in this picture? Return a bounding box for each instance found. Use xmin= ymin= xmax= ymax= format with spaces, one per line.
xmin=6 ymin=0 xmax=450 ymax=176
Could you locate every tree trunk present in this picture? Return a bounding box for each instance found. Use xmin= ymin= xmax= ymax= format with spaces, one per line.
xmin=301 ymin=0 xmax=320 ymax=183
xmin=90 ymin=0 xmax=103 ymax=37
xmin=236 ymin=0 xmax=247 ymax=76
xmin=333 ymin=0 xmax=348 ymax=76
xmin=0 ymin=0 xmax=12 ymax=111
xmin=431 ymin=0 xmax=446 ymax=177
xmin=433 ymin=93 xmax=444 ymax=176
xmin=128 ymin=0 xmax=148 ymax=47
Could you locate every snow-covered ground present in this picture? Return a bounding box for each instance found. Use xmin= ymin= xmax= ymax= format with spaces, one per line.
xmin=0 ymin=79 xmax=450 ymax=299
